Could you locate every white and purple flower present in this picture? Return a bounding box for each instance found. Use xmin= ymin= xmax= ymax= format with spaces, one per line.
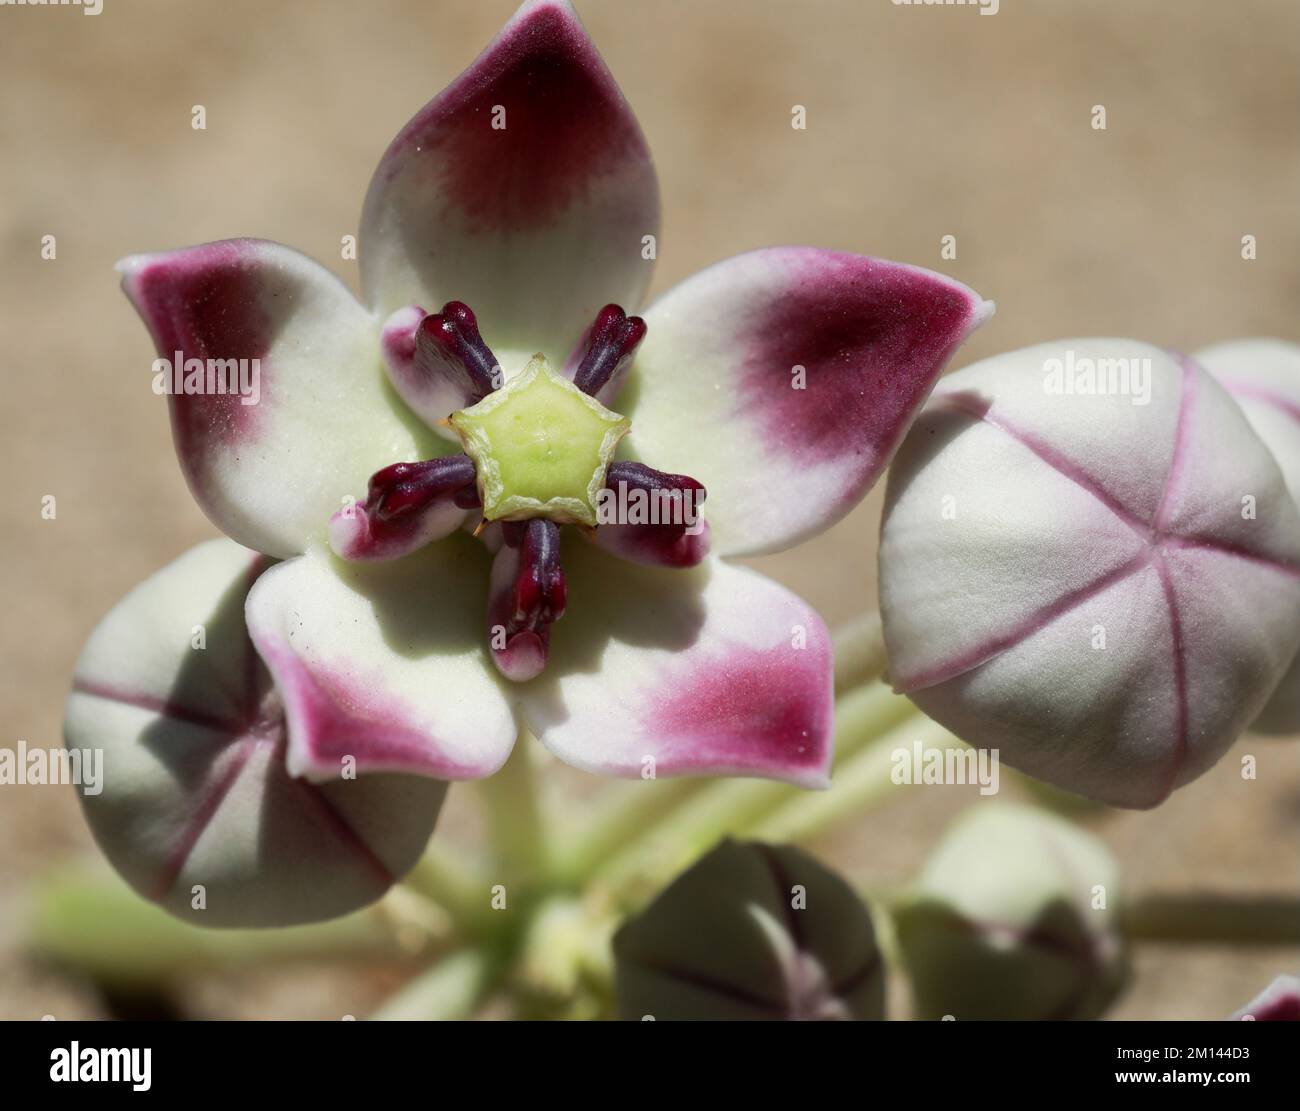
xmin=91 ymin=0 xmax=990 ymax=820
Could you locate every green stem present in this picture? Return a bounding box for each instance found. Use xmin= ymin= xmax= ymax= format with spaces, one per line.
xmin=1123 ymin=894 xmax=1300 ymax=945
xmin=833 ymin=610 xmax=887 ymax=694
xmin=402 ymin=839 xmax=491 ymax=935
xmin=475 ymin=737 xmax=549 ymax=886
xmin=369 ymin=951 xmax=491 ymax=1020
xmin=28 ymin=869 xmax=408 ymax=988
xmin=552 ymin=776 xmax=709 ymax=886
xmin=748 ymin=715 xmax=955 ymax=844
xmin=590 ymin=681 xmax=918 ymax=899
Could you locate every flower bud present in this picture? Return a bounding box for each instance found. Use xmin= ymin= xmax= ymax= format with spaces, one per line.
xmin=63 ymin=539 xmax=446 ymax=927
xmin=1197 ymin=339 xmax=1300 ymax=733
xmin=613 ymin=839 xmax=884 ymax=1020
xmin=880 ymin=340 xmax=1300 ymax=807
xmin=893 ymin=804 xmax=1126 ymax=1020
xmin=1229 ymin=974 xmax=1300 ymax=1020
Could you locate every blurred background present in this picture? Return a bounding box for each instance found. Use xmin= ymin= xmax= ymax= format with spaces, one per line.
xmin=1 ymin=0 xmax=1297 ymax=1019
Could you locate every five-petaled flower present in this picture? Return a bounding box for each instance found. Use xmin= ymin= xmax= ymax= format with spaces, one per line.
xmin=68 ymin=0 xmax=989 ymax=925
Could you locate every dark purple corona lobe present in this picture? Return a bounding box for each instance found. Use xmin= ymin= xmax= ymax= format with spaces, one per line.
xmin=345 ymin=300 xmax=710 ymax=676
xmin=573 ymin=303 xmax=647 ymax=400
xmin=367 ymin=455 xmax=480 ymax=521
xmin=330 ymin=454 xmax=479 ymax=562
xmin=506 ymin=517 xmax=568 ymax=632
xmin=488 ymin=518 xmax=568 ymax=682
xmin=599 ymin=461 xmax=710 ymax=568
xmin=416 ymin=301 xmax=502 ymax=406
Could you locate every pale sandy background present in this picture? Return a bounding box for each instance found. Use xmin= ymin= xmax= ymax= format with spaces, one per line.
xmin=1 ymin=0 xmax=1298 ymax=1019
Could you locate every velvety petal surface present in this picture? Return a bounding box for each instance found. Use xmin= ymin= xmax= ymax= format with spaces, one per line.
xmin=625 ymin=248 xmax=992 ymax=556
xmin=517 ymin=542 xmax=833 ymax=786
xmin=64 ymin=540 xmax=446 ymax=927
xmin=359 ymin=0 xmax=658 ymax=374
xmin=880 ymin=340 xmax=1300 ymax=808
xmin=1198 ymin=338 xmax=1300 ymax=733
xmin=245 ymin=538 xmax=517 ymax=782
xmin=119 ymin=239 xmax=439 ymax=559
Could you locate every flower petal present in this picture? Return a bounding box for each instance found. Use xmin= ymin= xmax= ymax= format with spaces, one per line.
xmin=1229 ymin=974 xmax=1300 ymax=1021
xmin=245 ymin=538 xmax=517 ymax=781
xmin=518 ymin=543 xmax=833 ymax=787
xmin=119 ymin=239 xmax=439 ymax=559
xmin=626 ymin=248 xmax=992 ymax=556
xmin=64 ymin=539 xmax=446 ymax=927
xmin=359 ymin=0 xmax=658 ymax=372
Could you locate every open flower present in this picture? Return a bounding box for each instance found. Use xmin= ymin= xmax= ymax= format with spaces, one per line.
xmin=879 ymin=340 xmax=1300 ymax=807
xmin=113 ymin=0 xmax=990 ymax=790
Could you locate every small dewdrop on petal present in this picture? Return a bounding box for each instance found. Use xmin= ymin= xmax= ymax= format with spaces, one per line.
xmin=613 ymin=839 xmax=884 ymax=1021
xmin=879 ymin=339 xmax=1300 ymax=808
xmin=893 ymin=805 xmax=1127 ymax=1021
xmin=1197 ymin=338 xmax=1300 ymax=734
xmin=450 ymin=354 xmax=631 ymax=528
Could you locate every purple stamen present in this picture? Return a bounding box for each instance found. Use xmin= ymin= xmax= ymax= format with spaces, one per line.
xmin=488 ymin=518 xmax=566 ymax=681
xmin=415 ymin=301 xmax=502 ymax=404
xmin=505 ymin=518 xmax=567 ymax=631
xmin=598 ymin=461 xmax=710 ymax=568
xmin=606 ymin=461 xmax=706 ymax=508
xmin=367 ymin=454 xmax=479 ymax=521
xmin=573 ymin=304 xmax=646 ymax=398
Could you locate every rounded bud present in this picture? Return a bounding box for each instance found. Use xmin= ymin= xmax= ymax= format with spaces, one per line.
xmin=64 ymin=540 xmax=446 ymax=927
xmin=893 ymin=804 xmax=1126 ymax=1020
xmin=880 ymin=339 xmax=1300 ymax=807
xmin=613 ymin=839 xmax=884 ymax=1020
xmin=1197 ymin=338 xmax=1300 ymax=733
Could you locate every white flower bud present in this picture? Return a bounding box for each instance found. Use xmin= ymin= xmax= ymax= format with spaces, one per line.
xmin=613 ymin=839 xmax=884 ymax=1020
xmin=894 ymin=804 xmax=1126 ymax=1020
xmin=64 ymin=540 xmax=446 ymax=927
xmin=1197 ymin=338 xmax=1300 ymax=733
xmin=880 ymin=340 xmax=1300 ymax=807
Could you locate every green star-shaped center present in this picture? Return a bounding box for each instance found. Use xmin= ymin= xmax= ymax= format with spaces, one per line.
xmin=449 ymin=354 xmax=631 ymax=528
